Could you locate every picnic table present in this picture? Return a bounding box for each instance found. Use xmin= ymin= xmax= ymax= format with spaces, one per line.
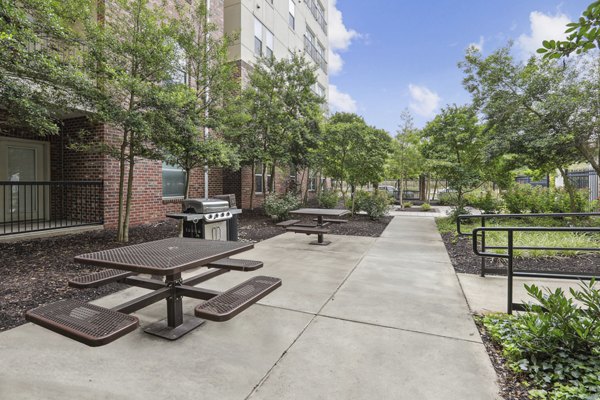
xmin=286 ymin=208 xmax=350 ymax=245
xmin=25 ymin=237 xmax=281 ymax=345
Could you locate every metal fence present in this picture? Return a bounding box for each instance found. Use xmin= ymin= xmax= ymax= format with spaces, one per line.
xmin=1 ymin=181 xmax=103 ymax=236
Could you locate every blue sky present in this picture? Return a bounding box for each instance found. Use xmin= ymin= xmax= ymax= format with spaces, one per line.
xmin=328 ymin=0 xmax=591 ymax=133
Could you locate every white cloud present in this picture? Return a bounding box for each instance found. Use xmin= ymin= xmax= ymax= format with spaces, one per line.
xmin=468 ymin=36 xmax=485 ymax=52
xmin=517 ymin=11 xmax=570 ymax=59
xmin=408 ymin=84 xmax=440 ymax=118
xmin=328 ymin=84 xmax=357 ymax=113
xmin=328 ymin=0 xmax=359 ymax=75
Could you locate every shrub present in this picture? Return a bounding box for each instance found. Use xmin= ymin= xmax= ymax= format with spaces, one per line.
xmin=483 ymin=281 xmax=600 ymax=399
xmin=502 ymin=185 xmax=595 ymax=214
xmin=421 ymin=203 xmax=432 ymax=211
xmin=362 ymin=191 xmax=392 ymax=219
xmin=263 ymin=192 xmax=301 ymax=221
xmin=317 ymin=190 xmax=339 ymax=209
xmin=403 ymin=201 xmax=413 ymax=208
xmin=438 ymin=192 xmax=459 ymax=206
xmin=467 ymin=191 xmax=503 ymax=214
xmin=347 ymin=190 xmax=391 ymax=219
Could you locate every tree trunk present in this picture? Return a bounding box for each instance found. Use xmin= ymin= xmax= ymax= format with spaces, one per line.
xmin=270 ymin=163 xmax=276 ymax=193
xmin=432 ymin=179 xmax=439 ymax=202
xmin=559 ymin=167 xmax=578 ymax=212
xmin=350 ymin=184 xmax=356 ymax=214
xmin=116 ymin=134 xmax=128 ymax=242
xmin=399 ymin=175 xmax=405 ymax=208
xmin=122 ymin=133 xmax=136 ymax=243
xmin=249 ymin=163 xmax=255 ymax=210
xmin=262 ymin=163 xmax=267 ymax=198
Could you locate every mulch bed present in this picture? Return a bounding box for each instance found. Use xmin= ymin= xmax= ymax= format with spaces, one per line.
xmin=441 ymin=231 xmax=599 ymax=399
xmin=441 ymin=232 xmax=600 ymax=276
xmin=0 ymin=210 xmax=391 ymax=332
xmin=394 ymin=207 xmax=440 ymax=213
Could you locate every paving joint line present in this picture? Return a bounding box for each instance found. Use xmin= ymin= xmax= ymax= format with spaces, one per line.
xmin=245 ymin=238 xmax=377 ymax=400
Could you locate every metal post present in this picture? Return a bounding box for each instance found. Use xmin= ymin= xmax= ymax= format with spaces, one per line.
xmin=480 ymin=217 xmax=486 ymax=277
xmin=317 ymin=215 xmax=324 ymax=244
xmin=165 ymin=272 xmax=183 ymax=327
xmin=507 ymin=230 xmax=514 ymax=315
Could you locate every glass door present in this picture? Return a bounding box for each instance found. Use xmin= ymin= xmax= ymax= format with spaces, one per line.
xmin=0 ymin=139 xmax=48 ymax=223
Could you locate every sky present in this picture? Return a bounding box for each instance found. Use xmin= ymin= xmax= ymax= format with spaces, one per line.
xmin=327 ymin=0 xmax=591 ymax=133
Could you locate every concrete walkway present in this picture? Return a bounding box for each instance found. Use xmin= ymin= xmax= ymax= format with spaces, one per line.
xmin=0 ymin=216 xmax=499 ymax=400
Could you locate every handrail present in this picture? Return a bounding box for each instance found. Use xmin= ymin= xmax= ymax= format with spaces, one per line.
xmin=471 ymin=226 xmax=600 ymax=314
xmin=457 ymin=212 xmax=600 ymax=276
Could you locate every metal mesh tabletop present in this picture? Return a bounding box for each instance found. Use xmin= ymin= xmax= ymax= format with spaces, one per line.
xmin=74 ymin=238 xmax=254 ymax=275
xmin=290 ymin=208 xmax=351 ymax=217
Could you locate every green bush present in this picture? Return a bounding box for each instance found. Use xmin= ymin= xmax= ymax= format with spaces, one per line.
xmin=263 ymin=192 xmax=301 ymax=221
xmin=421 ymin=203 xmax=432 ymax=211
xmin=403 ymin=201 xmax=413 ymax=208
xmin=502 ymin=185 xmax=594 ymax=214
xmin=438 ymin=192 xmax=459 ymax=206
xmin=317 ymin=190 xmax=339 ymax=209
xmin=347 ymin=190 xmax=391 ymax=219
xmin=483 ymin=281 xmax=600 ymax=399
xmin=466 ymin=191 xmax=503 ymax=214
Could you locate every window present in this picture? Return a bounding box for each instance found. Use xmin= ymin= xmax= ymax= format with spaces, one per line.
xmin=308 ymin=171 xmax=317 ymax=191
xmin=169 ymin=44 xmax=187 ymax=85
xmin=313 ymin=83 xmax=325 ymax=97
xmin=289 ymin=0 xmax=295 ymax=29
xmin=162 ymin=162 xmax=186 ymax=197
xmin=265 ymin=29 xmax=274 ymax=58
xmin=255 ymin=163 xmax=272 ymax=194
xmin=254 ymin=18 xmax=263 ymax=56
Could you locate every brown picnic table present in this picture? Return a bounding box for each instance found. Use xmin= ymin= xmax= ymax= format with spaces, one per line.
xmin=288 ymin=208 xmax=350 ymax=245
xmin=25 ymin=237 xmax=281 ymax=346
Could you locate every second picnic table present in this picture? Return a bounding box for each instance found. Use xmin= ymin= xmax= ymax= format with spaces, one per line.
xmin=286 ymin=208 xmax=350 ymax=245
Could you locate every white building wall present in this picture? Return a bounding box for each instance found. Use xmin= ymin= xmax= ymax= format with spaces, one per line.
xmin=224 ymin=0 xmax=329 ymax=100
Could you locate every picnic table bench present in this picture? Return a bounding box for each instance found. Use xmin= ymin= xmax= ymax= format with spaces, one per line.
xmin=25 ymin=238 xmax=281 ymax=346
xmin=284 ymin=208 xmax=351 ymax=245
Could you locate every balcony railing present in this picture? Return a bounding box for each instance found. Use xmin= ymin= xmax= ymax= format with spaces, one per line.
xmin=304 ymin=36 xmax=327 ymax=73
xmin=306 ymin=0 xmax=327 ymax=34
xmin=0 ymin=181 xmax=103 ymax=236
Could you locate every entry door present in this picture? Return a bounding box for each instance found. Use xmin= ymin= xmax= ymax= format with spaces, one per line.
xmin=0 ymin=139 xmax=48 ymax=223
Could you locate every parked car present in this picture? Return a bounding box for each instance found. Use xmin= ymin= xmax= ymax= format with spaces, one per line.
xmin=378 ymin=185 xmax=396 ymax=196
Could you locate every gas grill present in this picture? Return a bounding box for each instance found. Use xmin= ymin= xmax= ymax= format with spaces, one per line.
xmin=166 ymin=197 xmax=241 ymax=241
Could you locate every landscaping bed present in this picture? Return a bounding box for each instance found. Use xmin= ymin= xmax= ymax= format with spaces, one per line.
xmin=0 ymin=211 xmax=391 ymax=332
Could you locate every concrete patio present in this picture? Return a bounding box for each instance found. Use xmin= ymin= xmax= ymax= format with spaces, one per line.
xmin=0 ymin=215 xmax=500 ymax=400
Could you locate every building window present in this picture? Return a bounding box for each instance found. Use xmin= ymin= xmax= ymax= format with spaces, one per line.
xmin=265 ymin=29 xmax=274 ymax=58
xmin=169 ymin=44 xmax=187 ymax=84
xmin=289 ymin=0 xmax=295 ymax=29
xmin=255 ymin=163 xmax=272 ymax=194
xmin=162 ymin=162 xmax=186 ymax=198
xmin=254 ymin=18 xmax=263 ymax=56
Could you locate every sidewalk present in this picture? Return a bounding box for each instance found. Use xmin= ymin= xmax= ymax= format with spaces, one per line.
xmin=0 ymin=216 xmax=499 ymax=400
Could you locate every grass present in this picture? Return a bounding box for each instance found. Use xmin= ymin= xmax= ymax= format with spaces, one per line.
xmin=436 ymin=216 xmax=600 ymax=258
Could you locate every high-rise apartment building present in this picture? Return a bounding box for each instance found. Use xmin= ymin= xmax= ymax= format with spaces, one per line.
xmin=222 ymin=0 xmax=329 ymax=208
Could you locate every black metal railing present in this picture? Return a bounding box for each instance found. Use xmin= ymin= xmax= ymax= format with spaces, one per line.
xmin=306 ymin=0 xmax=327 ymax=34
xmin=471 ymin=225 xmax=600 ymax=314
xmin=1 ymin=181 xmax=103 ymax=236
xmin=457 ymin=212 xmax=600 ymax=277
xmin=304 ymin=35 xmax=327 ymax=72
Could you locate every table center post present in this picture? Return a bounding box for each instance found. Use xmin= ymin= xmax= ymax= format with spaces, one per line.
xmin=166 ymin=272 xmax=183 ymax=327
xmin=317 ymin=215 xmax=324 ymax=244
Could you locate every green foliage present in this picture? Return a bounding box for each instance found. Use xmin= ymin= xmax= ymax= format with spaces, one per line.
xmin=322 ymin=113 xmax=392 ymax=203
xmin=346 ymin=190 xmax=391 ymax=219
xmin=317 ymin=190 xmax=339 ymax=209
xmin=421 ymin=105 xmax=485 ymax=208
xmin=403 ymin=201 xmax=413 ymax=208
xmin=421 ymin=203 xmax=432 ymax=211
xmin=483 ymin=281 xmax=600 ymax=399
xmin=438 ymin=192 xmax=459 ymax=206
xmin=263 ymin=192 xmax=301 ymax=221
xmin=464 ymin=191 xmax=503 ymax=214
xmin=538 ymin=1 xmax=600 ymax=58
xmin=0 ymin=0 xmax=95 ymax=135
xmin=502 ymin=185 xmax=594 ymax=214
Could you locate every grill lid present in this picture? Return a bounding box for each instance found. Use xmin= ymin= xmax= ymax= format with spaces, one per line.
xmin=183 ymin=198 xmax=230 ymax=214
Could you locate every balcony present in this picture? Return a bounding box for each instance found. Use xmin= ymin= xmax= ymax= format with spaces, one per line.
xmin=303 ymin=36 xmax=327 ymax=73
xmin=306 ymin=0 xmax=327 ymax=35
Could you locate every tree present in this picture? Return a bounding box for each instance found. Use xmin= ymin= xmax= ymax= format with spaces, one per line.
xmin=0 ymin=0 xmax=94 ymax=135
xmin=538 ymin=1 xmax=600 ymax=58
xmin=321 ymin=112 xmax=391 ymax=211
xmin=229 ymin=54 xmax=323 ymax=208
xmin=386 ymin=110 xmax=423 ymax=207
xmin=421 ymin=105 xmax=485 ymax=211
xmin=155 ymin=1 xmax=241 ymax=199
xmin=83 ymin=0 xmax=180 ymax=242
xmin=461 ymin=46 xmax=589 ymax=210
